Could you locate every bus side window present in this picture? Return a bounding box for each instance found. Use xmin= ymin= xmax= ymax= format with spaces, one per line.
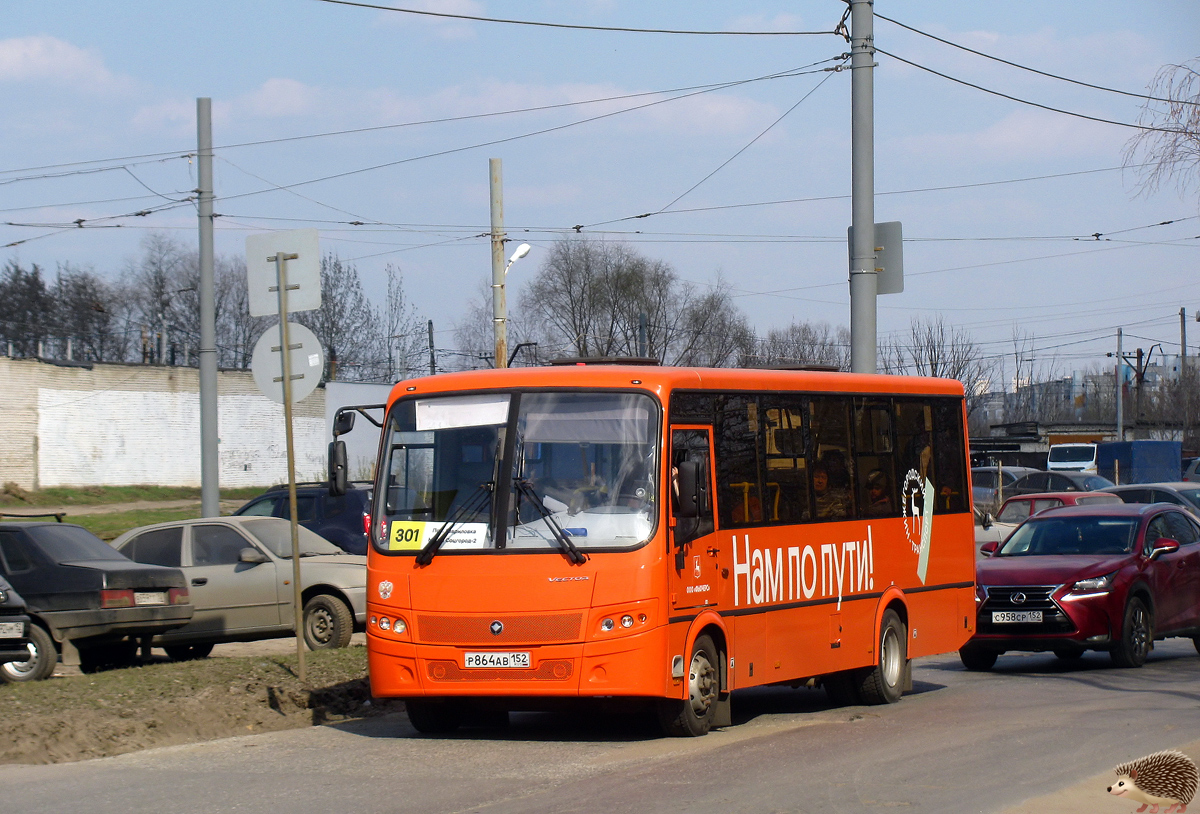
xmin=810 ymin=396 xmax=854 ymax=520
xmin=931 ymin=398 xmax=969 ymax=513
xmin=854 ymin=399 xmax=897 ymax=518
xmin=762 ymin=396 xmax=810 ymax=523
xmin=715 ymin=395 xmax=763 ymax=528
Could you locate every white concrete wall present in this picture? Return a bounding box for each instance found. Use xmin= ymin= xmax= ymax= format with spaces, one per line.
xmin=2 ymin=357 xmax=326 ymax=489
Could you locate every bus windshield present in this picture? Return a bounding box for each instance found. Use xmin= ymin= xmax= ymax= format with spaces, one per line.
xmin=377 ymin=390 xmax=659 ymax=554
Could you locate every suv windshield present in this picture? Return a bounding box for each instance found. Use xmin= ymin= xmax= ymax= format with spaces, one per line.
xmin=999 ymin=515 xmax=1137 ymax=556
xmin=377 ymin=390 xmax=659 ymax=555
xmin=1049 ymin=445 xmax=1096 ymax=463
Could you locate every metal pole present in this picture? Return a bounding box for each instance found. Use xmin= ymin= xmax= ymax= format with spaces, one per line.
xmin=1116 ymin=328 xmax=1124 ymax=441
xmin=489 ymin=158 xmax=507 ymax=369
xmin=197 ymin=98 xmax=220 ymax=518
xmin=273 ymin=252 xmax=306 ymax=685
xmin=849 ymin=0 xmax=876 ymax=374
xmin=1182 ymin=307 xmax=1187 ymax=361
xmin=428 ymin=319 xmax=436 ymax=376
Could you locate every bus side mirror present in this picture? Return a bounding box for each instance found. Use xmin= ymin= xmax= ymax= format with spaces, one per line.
xmin=675 ymin=460 xmax=701 ymax=519
xmin=333 ymin=411 xmax=356 ymax=437
xmin=329 ymin=440 xmax=348 ymax=496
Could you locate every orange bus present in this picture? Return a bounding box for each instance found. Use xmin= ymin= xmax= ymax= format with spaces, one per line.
xmin=348 ymin=361 xmax=975 ymax=735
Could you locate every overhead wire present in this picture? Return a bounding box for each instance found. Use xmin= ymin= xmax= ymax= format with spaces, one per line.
xmin=875 ymin=13 xmax=1200 ymax=107
xmin=311 ymin=0 xmax=839 ymax=35
xmin=875 ymin=47 xmax=1197 ymax=135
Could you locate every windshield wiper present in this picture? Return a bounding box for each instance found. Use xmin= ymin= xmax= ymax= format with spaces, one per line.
xmin=514 ymin=479 xmax=587 ymax=565
xmin=415 ymin=483 xmax=493 ymax=566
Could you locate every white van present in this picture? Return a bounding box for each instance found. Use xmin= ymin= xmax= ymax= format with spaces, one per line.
xmin=1047 ymin=443 xmax=1098 ymax=473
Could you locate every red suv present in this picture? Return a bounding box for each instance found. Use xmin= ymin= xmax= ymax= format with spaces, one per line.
xmin=961 ymin=503 xmax=1200 ymax=670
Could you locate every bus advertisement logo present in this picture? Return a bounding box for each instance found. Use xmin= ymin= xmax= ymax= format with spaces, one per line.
xmin=901 ymin=469 xmax=935 ymax=584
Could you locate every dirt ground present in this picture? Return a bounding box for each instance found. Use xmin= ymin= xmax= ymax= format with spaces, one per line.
xmin=6 ymin=636 xmax=404 ymax=765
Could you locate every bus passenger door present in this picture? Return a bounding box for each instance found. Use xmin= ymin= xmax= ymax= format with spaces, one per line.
xmin=669 ymin=428 xmax=722 ymax=611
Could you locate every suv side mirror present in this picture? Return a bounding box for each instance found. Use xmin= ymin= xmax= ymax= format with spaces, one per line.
xmin=239 ymin=547 xmax=269 ymax=564
xmin=1149 ymin=538 xmax=1180 ymax=560
xmin=329 ymin=440 xmax=348 ymax=496
xmin=980 ymin=540 xmax=999 ymax=557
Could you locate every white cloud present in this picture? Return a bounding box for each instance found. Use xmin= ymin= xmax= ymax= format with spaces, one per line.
xmin=0 ymin=35 xmax=123 ymax=90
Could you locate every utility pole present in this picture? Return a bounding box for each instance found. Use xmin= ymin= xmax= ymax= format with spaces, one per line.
xmin=1182 ymin=307 xmax=1188 ymax=363
xmin=428 ymin=319 xmax=436 ymax=376
xmin=489 ymin=159 xmax=507 ymax=369
xmin=849 ymin=0 xmax=876 ymax=374
xmin=197 ymin=98 xmax=219 ymax=518
xmin=1115 ymin=328 xmax=1124 ymax=441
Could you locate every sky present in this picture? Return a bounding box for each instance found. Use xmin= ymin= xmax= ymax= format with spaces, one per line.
xmin=3 ymin=1 xmax=1199 ymax=386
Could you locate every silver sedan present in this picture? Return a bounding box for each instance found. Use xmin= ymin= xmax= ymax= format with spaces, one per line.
xmin=111 ymin=517 xmax=365 ymax=660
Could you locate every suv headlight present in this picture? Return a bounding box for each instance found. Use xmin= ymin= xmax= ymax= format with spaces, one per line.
xmin=1070 ymin=571 xmax=1117 ymax=594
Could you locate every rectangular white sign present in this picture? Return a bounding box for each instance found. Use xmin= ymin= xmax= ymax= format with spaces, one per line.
xmin=246 ymin=228 xmax=322 ymax=317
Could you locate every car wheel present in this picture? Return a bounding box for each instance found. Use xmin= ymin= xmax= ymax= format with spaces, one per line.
xmin=959 ymin=646 xmax=998 ymax=671
xmin=164 ymin=643 xmax=215 ymax=661
xmin=78 ymin=639 xmax=138 ymax=674
xmin=657 ymin=634 xmax=721 ymax=736
xmin=303 ymin=594 xmax=354 ymax=650
xmin=405 ymin=700 xmax=463 ymax=734
xmin=857 ymin=610 xmax=906 ymax=705
xmin=1111 ymin=596 xmax=1152 ymax=668
xmin=0 ymin=624 xmax=57 ymax=683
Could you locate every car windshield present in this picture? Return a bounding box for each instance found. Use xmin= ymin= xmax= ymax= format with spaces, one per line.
xmin=1049 ymin=446 xmax=1096 ymax=463
xmin=377 ymin=390 xmax=659 ymax=554
xmin=998 ymin=516 xmax=1138 ymax=556
xmin=241 ymin=519 xmax=345 ymax=557
xmin=26 ymin=525 xmax=127 ymax=561
xmin=1083 ymin=475 xmax=1115 ymax=489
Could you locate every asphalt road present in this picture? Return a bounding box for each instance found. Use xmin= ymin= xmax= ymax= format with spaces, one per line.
xmin=5 ymin=640 xmax=1200 ymax=814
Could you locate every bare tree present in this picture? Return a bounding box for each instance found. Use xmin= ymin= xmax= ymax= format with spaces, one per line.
xmin=381 ymin=264 xmax=426 ymax=381
xmin=521 ymin=237 xmax=749 ymax=366
xmin=745 ymin=321 xmax=850 ymax=369
xmin=884 ymin=316 xmax=994 ymax=420
xmin=1124 ymin=57 xmax=1200 ymax=201
xmin=293 ymin=254 xmax=383 ymax=381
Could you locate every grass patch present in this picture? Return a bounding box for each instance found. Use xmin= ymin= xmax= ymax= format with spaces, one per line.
xmin=0 ymin=484 xmax=266 ymax=508
xmin=1 ymin=645 xmax=402 ymax=765
xmin=71 ymin=508 xmax=206 ymax=541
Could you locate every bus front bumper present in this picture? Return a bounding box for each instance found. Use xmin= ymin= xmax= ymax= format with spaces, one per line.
xmin=368 ymin=625 xmax=669 ymax=699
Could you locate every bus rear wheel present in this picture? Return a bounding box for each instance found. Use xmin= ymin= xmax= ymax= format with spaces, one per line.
xmin=856 ymin=610 xmax=906 ymax=705
xmin=657 ymin=634 xmax=720 ymax=737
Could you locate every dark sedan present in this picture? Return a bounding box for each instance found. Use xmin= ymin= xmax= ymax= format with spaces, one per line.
xmin=0 ymin=575 xmax=32 ymax=665
xmin=1006 ymin=470 xmax=1114 ymax=497
xmin=1103 ymin=482 xmax=1200 ymax=518
xmin=961 ymin=503 xmax=1200 ymax=670
xmin=0 ymin=522 xmax=193 ymax=681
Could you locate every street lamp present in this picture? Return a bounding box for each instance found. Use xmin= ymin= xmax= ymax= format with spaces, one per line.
xmin=493 ymin=243 xmax=532 ymax=368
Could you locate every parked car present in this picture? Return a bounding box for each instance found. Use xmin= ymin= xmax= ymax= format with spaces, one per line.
xmin=1183 ymin=458 xmax=1200 ymax=482
xmin=971 ymin=466 xmax=1040 ymax=514
xmin=112 ymin=516 xmax=366 ymax=658
xmin=0 ymin=575 xmax=32 ymax=667
xmin=1006 ymin=470 xmax=1114 ymax=497
xmin=232 ymin=482 xmax=372 ymax=555
xmin=961 ymin=503 xmax=1200 ymax=671
xmin=1104 ymin=483 xmax=1200 ymax=518
xmin=0 ymin=521 xmax=193 ymax=681
xmin=975 ymin=491 xmax=1123 ymax=551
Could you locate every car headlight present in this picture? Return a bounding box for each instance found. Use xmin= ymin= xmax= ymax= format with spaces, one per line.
xmin=0 ymin=589 xmax=7 ymax=604
xmin=1071 ymin=571 xmax=1117 ymax=593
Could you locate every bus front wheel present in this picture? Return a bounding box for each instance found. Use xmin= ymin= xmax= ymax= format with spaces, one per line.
xmin=857 ymin=610 xmax=906 ymax=705
xmin=657 ymin=634 xmax=720 ymax=737
xmin=405 ymin=700 xmax=463 ymax=734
